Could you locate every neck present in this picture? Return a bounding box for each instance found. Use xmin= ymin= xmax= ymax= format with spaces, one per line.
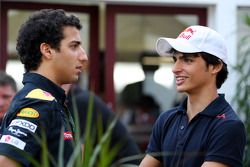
xmin=186 ymin=88 xmax=218 ymax=121
xmin=30 ymin=67 xmax=60 ymax=86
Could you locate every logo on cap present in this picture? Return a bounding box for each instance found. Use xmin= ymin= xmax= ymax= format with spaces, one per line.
xmin=178 ymin=27 xmax=197 ymax=40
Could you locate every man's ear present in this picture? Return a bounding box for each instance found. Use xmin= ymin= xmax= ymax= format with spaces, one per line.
xmin=210 ymin=60 xmax=223 ymax=74
xmin=40 ymin=43 xmax=54 ymax=59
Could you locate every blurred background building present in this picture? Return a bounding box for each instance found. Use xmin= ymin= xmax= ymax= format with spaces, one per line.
xmin=1 ymin=0 xmax=250 ymax=151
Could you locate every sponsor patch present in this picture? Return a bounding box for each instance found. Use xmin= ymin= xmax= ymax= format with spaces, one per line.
xmin=9 ymin=119 xmax=37 ymax=133
xmin=26 ymin=88 xmax=55 ymax=101
xmin=64 ymin=132 xmax=73 ymax=140
xmin=17 ymin=108 xmax=39 ymax=118
xmin=0 ymin=135 xmax=26 ymax=150
xmin=8 ymin=127 xmax=27 ymax=137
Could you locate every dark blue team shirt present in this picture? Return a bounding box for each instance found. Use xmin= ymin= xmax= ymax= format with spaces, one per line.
xmin=147 ymin=94 xmax=246 ymax=167
xmin=0 ymin=73 xmax=75 ymax=167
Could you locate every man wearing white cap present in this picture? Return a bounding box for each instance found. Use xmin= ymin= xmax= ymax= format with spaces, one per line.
xmin=139 ymin=25 xmax=246 ymax=167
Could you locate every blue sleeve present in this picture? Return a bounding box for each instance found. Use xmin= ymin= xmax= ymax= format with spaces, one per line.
xmin=205 ymin=120 xmax=246 ymax=167
xmin=146 ymin=112 xmax=166 ymax=162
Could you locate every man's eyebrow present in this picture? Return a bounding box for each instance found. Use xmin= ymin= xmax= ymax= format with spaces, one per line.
xmin=70 ymin=40 xmax=82 ymax=45
xmin=172 ymin=53 xmax=199 ymax=60
xmin=182 ymin=53 xmax=199 ymax=58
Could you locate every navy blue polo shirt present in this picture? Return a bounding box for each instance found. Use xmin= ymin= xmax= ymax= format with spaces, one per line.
xmin=147 ymin=94 xmax=246 ymax=167
xmin=0 ymin=73 xmax=75 ymax=167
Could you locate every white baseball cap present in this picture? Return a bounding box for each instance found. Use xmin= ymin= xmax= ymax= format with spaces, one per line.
xmin=156 ymin=25 xmax=228 ymax=64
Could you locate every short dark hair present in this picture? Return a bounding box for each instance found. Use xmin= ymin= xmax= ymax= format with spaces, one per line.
xmin=199 ymin=52 xmax=228 ymax=89
xmin=16 ymin=9 xmax=82 ymax=72
xmin=0 ymin=71 xmax=17 ymax=92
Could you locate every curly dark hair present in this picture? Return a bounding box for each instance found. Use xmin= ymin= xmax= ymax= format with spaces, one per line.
xmin=16 ymin=9 xmax=82 ymax=72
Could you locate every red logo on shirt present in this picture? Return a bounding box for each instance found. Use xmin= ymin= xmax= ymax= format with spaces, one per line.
xmin=64 ymin=132 xmax=73 ymax=140
xmin=5 ymin=135 xmax=11 ymax=142
xmin=216 ymin=114 xmax=226 ymax=119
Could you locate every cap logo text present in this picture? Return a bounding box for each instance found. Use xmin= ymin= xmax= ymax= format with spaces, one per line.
xmin=178 ymin=27 xmax=196 ymax=40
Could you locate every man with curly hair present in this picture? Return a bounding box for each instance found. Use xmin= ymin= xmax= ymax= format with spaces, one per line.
xmin=0 ymin=9 xmax=88 ymax=167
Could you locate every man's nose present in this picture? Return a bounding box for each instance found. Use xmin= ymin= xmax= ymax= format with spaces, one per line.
xmin=79 ymin=47 xmax=88 ymax=61
xmin=172 ymin=60 xmax=182 ymax=74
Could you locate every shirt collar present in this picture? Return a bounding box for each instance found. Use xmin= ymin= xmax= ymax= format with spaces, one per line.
xmin=177 ymin=94 xmax=229 ymax=117
xmin=22 ymin=72 xmax=66 ymax=104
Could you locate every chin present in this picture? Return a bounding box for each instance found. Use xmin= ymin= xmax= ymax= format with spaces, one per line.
xmin=176 ymin=87 xmax=187 ymax=93
xmin=65 ymin=77 xmax=78 ymax=84
xmin=177 ymin=90 xmax=186 ymax=93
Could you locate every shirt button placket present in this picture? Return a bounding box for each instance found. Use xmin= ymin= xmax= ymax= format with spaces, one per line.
xmin=177 ymin=116 xmax=187 ymax=150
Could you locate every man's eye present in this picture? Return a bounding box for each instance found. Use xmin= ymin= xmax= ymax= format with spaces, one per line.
xmin=172 ymin=57 xmax=177 ymax=62
xmin=71 ymin=45 xmax=77 ymax=49
xmin=184 ymin=58 xmax=193 ymax=63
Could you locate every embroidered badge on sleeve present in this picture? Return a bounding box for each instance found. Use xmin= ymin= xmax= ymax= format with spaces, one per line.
xmin=17 ymin=108 xmax=39 ymax=118
xmin=0 ymin=135 xmax=26 ymax=150
xmin=9 ymin=119 xmax=37 ymax=133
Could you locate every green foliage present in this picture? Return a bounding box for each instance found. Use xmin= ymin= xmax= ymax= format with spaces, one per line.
xmin=67 ymin=92 xmax=122 ymax=167
xmin=234 ymin=14 xmax=250 ymax=167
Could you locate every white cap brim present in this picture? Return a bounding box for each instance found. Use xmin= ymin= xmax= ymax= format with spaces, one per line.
xmin=156 ymin=37 xmax=202 ymax=56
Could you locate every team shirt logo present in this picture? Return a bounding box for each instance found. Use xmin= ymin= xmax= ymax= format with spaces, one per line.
xmin=17 ymin=108 xmax=39 ymax=118
xmin=9 ymin=119 xmax=37 ymax=133
xmin=25 ymin=88 xmax=55 ymax=101
xmin=8 ymin=127 xmax=27 ymax=137
xmin=64 ymin=132 xmax=73 ymax=140
xmin=216 ymin=113 xmax=226 ymax=119
xmin=0 ymin=135 xmax=26 ymax=150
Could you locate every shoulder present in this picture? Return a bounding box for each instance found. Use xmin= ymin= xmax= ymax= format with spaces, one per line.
xmin=207 ymin=113 xmax=246 ymax=150
xmin=8 ymin=88 xmax=58 ymax=120
xmin=214 ymin=103 xmax=245 ymax=128
xmin=14 ymin=87 xmax=55 ymax=103
xmin=208 ymin=102 xmax=245 ymax=138
xmin=13 ymin=88 xmax=57 ymax=109
xmin=216 ymin=118 xmax=245 ymax=134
